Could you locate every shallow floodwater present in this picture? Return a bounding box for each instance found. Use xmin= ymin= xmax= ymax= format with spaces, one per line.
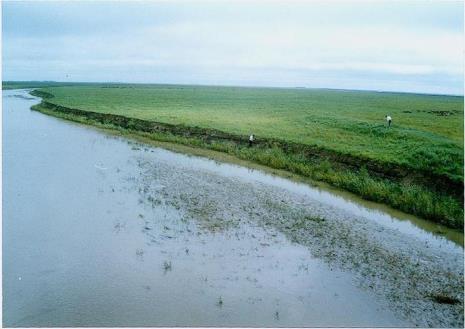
xmin=2 ymin=90 xmax=461 ymax=327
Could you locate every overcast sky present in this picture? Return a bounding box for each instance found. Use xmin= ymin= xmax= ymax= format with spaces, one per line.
xmin=2 ymin=0 xmax=464 ymax=94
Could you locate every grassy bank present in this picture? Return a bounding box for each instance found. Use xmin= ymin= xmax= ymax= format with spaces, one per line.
xmin=33 ymin=85 xmax=464 ymax=183
xmin=30 ymin=86 xmax=464 ymax=228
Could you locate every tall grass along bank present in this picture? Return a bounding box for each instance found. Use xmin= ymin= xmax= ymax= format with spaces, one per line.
xmin=30 ymin=86 xmax=463 ymax=228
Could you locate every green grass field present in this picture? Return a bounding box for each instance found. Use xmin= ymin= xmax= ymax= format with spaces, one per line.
xmin=11 ymin=82 xmax=464 ymax=227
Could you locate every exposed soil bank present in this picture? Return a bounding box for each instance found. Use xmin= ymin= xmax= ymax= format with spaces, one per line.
xmin=30 ymin=90 xmax=461 ymax=191
xmin=30 ymin=90 xmax=463 ymax=227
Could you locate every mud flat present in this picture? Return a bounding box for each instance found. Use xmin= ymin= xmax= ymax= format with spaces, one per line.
xmin=3 ymin=90 xmax=463 ymax=327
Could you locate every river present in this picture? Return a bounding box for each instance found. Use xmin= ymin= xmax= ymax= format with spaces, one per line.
xmin=3 ymin=89 xmax=463 ymax=327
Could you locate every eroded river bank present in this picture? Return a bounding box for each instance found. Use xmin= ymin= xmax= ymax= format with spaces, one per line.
xmin=3 ymin=89 xmax=464 ymax=327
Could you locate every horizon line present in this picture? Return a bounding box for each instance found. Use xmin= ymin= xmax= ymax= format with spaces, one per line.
xmin=3 ymin=80 xmax=464 ymax=97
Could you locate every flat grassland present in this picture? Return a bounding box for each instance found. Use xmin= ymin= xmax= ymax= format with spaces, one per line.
xmin=25 ymin=84 xmax=464 ymax=227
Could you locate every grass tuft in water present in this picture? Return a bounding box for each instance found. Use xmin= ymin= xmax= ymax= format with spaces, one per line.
xmin=431 ymin=294 xmax=460 ymax=305
xmin=163 ymin=261 xmax=172 ymax=272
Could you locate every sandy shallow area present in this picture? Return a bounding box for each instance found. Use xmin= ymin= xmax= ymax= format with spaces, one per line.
xmin=132 ymin=148 xmax=464 ymax=327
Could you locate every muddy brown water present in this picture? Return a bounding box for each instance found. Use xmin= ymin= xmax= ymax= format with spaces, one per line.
xmin=3 ymin=90 xmax=462 ymax=327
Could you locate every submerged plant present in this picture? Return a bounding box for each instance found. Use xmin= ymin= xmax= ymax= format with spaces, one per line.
xmin=163 ymin=260 xmax=172 ymax=272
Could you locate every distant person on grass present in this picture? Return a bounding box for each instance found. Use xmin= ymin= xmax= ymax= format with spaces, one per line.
xmin=249 ymin=134 xmax=255 ymax=147
xmin=385 ymin=115 xmax=392 ymax=127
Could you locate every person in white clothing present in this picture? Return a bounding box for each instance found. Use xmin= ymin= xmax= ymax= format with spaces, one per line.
xmin=385 ymin=115 xmax=392 ymax=127
xmin=249 ymin=134 xmax=255 ymax=147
